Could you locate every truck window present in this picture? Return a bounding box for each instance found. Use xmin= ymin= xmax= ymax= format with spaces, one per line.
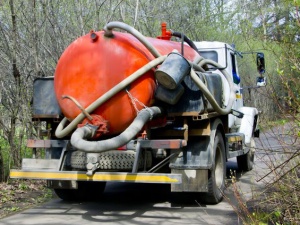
xmin=199 ymin=51 xmax=218 ymax=70
xmin=231 ymin=53 xmax=240 ymax=84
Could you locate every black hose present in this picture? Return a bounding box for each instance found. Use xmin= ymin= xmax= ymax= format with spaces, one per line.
xmin=171 ymin=31 xmax=201 ymax=56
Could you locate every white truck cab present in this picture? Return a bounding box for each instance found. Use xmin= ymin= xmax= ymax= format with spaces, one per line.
xmin=194 ymin=41 xmax=260 ymax=144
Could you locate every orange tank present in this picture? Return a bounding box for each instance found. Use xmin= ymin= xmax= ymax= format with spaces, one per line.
xmin=54 ymin=30 xmax=198 ymax=135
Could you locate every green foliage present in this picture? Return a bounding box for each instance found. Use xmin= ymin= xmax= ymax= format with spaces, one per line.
xmin=0 ymin=131 xmax=32 ymax=181
xmin=3 ymin=207 xmax=20 ymax=212
xmin=18 ymin=182 xmax=29 ymax=191
xmin=250 ymin=210 xmax=282 ymax=225
xmin=36 ymin=188 xmax=52 ymax=203
xmin=0 ymin=191 xmax=14 ymax=204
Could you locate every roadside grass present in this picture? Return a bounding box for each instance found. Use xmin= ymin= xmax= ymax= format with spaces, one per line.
xmin=227 ymin=119 xmax=300 ymax=225
xmin=228 ymin=172 xmax=299 ymax=225
xmin=0 ymin=180 xmax=52 ymax=219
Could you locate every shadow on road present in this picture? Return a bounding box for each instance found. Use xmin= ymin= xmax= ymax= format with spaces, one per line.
xmin=0 ymin=162 xmax=244 ymax=225
xmin=50 ymin=160 xmax=244 ymax=223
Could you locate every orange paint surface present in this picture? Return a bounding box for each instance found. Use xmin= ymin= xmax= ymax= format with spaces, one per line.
xmin=54 ymin=31 xmax=198 ymax=135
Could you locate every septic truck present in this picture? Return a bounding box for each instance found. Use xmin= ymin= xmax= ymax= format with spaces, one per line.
xmin=10 ymin=21 xmax=265 ymax=204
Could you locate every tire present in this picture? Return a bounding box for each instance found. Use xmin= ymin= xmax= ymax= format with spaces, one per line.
xmin=203 ymin=131 xmax=226 ymax=204
xmin=237 ymin=137 xmax=255 ymax=171
xmin=54 ymin=181 xmax=106 ymax=201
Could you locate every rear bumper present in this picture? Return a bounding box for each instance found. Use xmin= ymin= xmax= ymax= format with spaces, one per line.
xmin=10 ymin=170 xmax=181 ymax=184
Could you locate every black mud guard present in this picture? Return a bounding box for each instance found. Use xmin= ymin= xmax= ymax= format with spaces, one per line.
xmin=169 ymin=118 xmax=224 ymax=170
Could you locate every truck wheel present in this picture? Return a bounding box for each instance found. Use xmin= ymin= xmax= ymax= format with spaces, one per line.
xmin=203 ymin=131 xmax=226 ymax=204
xmin=54 ymin=181 xmax=106 ymax=201
xmin=237 ymin=137 xmax=255 ymax=171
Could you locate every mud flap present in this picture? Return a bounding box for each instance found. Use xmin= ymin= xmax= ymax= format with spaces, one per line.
xmin=171 ymin=169 xmax=208 ymax=192
xmin=169 ymin=136 xmax=212 ymax=170
xmin=170 ymin=118 xmax=225 ymax=194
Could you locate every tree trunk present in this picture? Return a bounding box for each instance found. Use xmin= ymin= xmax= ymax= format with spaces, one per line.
xmin=9 ymin=117 xmax=21 ymax=168
xmin=8 ymin=0 xmax=21 ymax=169
xmin=0 ymin=147 xmax=5 ymax=182
xmin=9 ymin=0 xmax=21 ymax=84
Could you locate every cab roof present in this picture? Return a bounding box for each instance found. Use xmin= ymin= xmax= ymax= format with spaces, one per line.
xmin=193 ymin=41 xmax=235 ymax=51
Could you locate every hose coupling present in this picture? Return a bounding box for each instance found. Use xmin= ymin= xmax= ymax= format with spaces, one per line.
xmin=84 ymin=124 xmax=99 ymax=139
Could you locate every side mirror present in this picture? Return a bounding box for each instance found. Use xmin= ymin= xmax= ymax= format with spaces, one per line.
xmin=256 ymin=52 xmax=265 ymax=75
xmin=256 ymin=76 xmax=267 ymax=87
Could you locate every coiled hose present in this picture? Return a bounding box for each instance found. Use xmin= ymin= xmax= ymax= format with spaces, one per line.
xmin=71 ymin=107 xmax=162 ymax=153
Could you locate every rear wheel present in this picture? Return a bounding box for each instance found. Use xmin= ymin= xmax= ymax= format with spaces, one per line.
xmin=203 ymin=131 xmax=226 ymax=204
xmin=237 ymin=137 xmax=255 ymax=171
xmin=54 ymin=181 xmax=106 ymax=201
